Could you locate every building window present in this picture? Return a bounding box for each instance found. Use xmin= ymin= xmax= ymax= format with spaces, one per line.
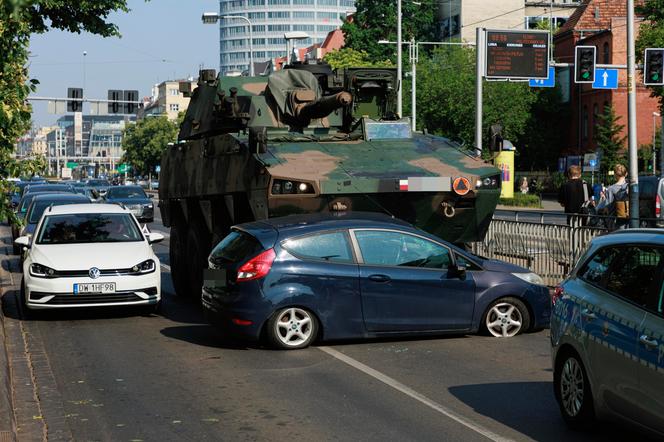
xmin=248 ymin=0 xmax=264 ymax=5
xmin=268 ymin=24 xmax=291 ymax=32
xmin=268 ymin=37 xmax=285 ymax=45
xmin=340 ymin=0 xmax=355 ymax=6
xmin=317 ymin=25 xmax=337 ymax=32
xmin=169 ymin=88 xmax=178 ymax=96
xmin=169 ymin=104 xmax=179 ymax=112
xmin=268 ymin=0 xmax=290 ymax=4
xmin=293 ymin=11 xmax=315 ymax=19
xmin=293 ymin=0 xmax=314 ymax=4
xmin=253 ymin=38 xmax=266 ymax=45
xmin=603 ymin=42 xmax=610 ymax=64
xmin=252 ymin=25 xmax=266 ymax=32
xmin=317 ymin=11 xmax=339 ymax=20
xmin=593 ymin=103 xmax=599 ymax=128
xmin=293 ymin=24 xmax=315 ymax=32
xmin=268 ymin=11 xmax=290 ymax=19
xmin=525 ymin=16 xmax=568 ymax=30
xmin=318 ymin=0 xmax=337 ymax=5
xmin=248 ymin=12 xmax=265 ymax=20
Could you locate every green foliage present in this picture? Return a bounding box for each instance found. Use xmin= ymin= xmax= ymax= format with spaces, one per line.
xmin=323 ymin=48 xmax=393 ymax=70
xmin=341 ymin=0 xmax=438 ymax=63
xmin=551 ymin=171 xmax=566 ymax=191
xmin=416 ymin=46 xmax=537 ymax=149
xmin=518 ymin=87 xmax=567 ymax=169
xmin=0 ymin=0 xmax=131 ymax=221
xmin=122 ymin=117 xmax=178 ymax=175
xmin=499 ymin=193 xmax=542 ymax=208
xmin=636 ymin=0 xmax=664 ymax=109
xmin=595 ymin=105 xmax=626 ymax=175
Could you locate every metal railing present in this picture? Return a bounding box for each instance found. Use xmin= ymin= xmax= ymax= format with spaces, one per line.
xmin=472 ymin=210 xmax=663 ymax=286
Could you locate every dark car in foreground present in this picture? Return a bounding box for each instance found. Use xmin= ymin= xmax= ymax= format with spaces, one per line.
xmin=85 ymin=178 xmax=111 ymax=197
xmin=104 ymin=185 xmax=154 ymax=222
xmin=551 ymin=229 xmax=664 ymax=437
xmin=202 ymin=213 xmax=551 ymax=349
xmin=21 ymin=193 xmax=91 ymax=239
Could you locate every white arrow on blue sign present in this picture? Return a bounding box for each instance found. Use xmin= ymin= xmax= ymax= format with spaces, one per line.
xmin=592 ymin=68 xmax=618 ymax=89
xmin=529 ymin=67 xmax=555 ymax=88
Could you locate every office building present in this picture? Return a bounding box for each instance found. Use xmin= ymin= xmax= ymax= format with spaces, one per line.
xmin=218 ymin=0 xmax=356 ymax=75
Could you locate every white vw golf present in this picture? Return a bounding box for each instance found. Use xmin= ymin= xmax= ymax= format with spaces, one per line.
xmin=15 ymin=204 xmax=163 ymax=313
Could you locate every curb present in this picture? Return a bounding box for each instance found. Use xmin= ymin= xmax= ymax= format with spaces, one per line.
xmin=0 ymin=240 xmax=16 ymax=441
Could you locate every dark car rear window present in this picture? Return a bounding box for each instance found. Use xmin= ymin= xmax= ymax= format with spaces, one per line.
xmin=210 ymin=230 xmax=263 ymax=265
xmin=106 ymin=187 xmax=147 ymax=199
xmin=28 ymin=199 xmax=90 ymax=224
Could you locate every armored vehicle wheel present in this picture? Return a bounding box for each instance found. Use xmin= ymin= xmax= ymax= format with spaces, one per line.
xmin=185 ymin=219 xmax=211 ymax=302
xmin=169 ymin=224 xmax=190 ymax=298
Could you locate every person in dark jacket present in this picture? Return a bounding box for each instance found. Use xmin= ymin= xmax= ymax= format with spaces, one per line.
xmin=558 ymin=165 xmax=593 ymax=225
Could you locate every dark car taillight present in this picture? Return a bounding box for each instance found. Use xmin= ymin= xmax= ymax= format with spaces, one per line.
xmin=656 ymin=194 xmax=661 ymax=217
xmin=552 ymin=286 xmax=564 ymax=306
xmin=236 ymin=248 xmax=276 ymax=282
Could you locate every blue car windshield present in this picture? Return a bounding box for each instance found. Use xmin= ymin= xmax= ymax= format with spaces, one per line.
xmin=37 ymin=213 xmax=143 ymax=244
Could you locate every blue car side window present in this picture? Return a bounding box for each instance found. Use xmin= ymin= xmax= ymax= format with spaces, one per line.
xmin=579 ymin=247 xmax=619 ymax=286
xmin=355 ymin=230 xmax=450 ymax=269
xmin=282 ymin=231 xmax=353 ymax=263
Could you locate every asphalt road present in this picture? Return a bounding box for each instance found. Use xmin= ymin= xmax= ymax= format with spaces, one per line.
xmin=3 ymin=210 xmax=656 ymax=441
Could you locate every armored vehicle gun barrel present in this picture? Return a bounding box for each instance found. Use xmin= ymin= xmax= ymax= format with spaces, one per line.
xmin=292 ymin=91 xmax=352 ymax=122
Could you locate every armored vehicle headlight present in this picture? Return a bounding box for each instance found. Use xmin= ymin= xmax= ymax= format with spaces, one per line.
xmin=284 ymin=181 xmax=293 ymax=193
xmin=476 ymin=179 xmax=483 ymax=188
xmin=483 ymin=178 xmax=491 ymax=186
xmin=271 ymin=179 xmax=315 ymax=195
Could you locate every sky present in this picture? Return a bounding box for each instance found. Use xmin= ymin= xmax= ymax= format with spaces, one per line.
xmin=28 ymin=0 xmax=219 ymax=127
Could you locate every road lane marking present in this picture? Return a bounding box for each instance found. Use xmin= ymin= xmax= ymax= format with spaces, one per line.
xmin=318 ymin=347 xmax=514 ymax=442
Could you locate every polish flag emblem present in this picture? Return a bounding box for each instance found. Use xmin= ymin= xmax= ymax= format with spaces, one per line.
xmin=399 ymin=179 xmax=408 ymax=191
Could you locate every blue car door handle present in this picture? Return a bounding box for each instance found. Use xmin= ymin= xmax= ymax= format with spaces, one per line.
xmin=368 ymin=274 xmax=391 ymax=283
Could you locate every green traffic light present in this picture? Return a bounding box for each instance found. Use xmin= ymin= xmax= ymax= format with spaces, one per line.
xmin=653 ymin=73 xmax=660 ymax=81
xmin=582 ymin=71 xmax=590 ymax=79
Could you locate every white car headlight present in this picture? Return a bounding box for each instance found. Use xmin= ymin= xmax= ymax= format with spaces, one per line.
xmin=131 ymin=259 xmax=156 ymax=274
xmin=511 ymin=272 xmax=545 ymax=286
xmin=30 ymin=263 xmax=56 ymax=278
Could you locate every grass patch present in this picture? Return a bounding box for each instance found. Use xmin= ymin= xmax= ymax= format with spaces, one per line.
xmin=499 ymin=193 xmax=542 ymax=208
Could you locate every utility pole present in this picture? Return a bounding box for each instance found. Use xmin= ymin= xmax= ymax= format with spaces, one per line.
xmin=410 ymin=37 xmax=417 ymax=131
xmin=475 ymin=27 xmax=484 ymax=155
xmin=397 ymin=0 xmax=403 ymax=117
xmin=661 ymin=113 xmax=664 ymax=176
xmin=626 ymin=0 xmax=639 ymax=227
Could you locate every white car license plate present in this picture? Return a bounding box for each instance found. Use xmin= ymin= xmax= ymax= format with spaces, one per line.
xmin=73 ymin=283 xmax=116 ymax=294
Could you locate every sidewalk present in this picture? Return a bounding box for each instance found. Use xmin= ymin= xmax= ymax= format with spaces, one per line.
xmin=496 ymin=196 xmax=563 ymax=212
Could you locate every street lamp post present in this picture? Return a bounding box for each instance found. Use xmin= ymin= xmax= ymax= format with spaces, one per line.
xmin=202 ymin=12 xmax=254 ymax=77
xmin=654 ymin=112 xmax=661 ymax=175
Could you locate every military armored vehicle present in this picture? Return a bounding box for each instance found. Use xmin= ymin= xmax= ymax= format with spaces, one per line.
xmin=159 ymin=63 xmax=501 ymax=297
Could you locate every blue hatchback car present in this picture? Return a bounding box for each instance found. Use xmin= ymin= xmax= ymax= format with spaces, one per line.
xmin=202 ymin=213 xmax=550 ymax=349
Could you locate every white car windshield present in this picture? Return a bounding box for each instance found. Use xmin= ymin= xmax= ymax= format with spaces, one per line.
xmin=36 ymin=213 xmax=143 ymax=244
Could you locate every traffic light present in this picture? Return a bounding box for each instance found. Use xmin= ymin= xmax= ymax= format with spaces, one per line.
xmin=124 ymin=90 xmax=138 ymax=114
xmin=67 ymin=87 xmax=83 ymax=112
xmin=644 ymin=48 xmax=664 ymax=86
xmin=575 ymin=46 xmax=596 ymax=83
xmin=108 ymin=89 xmax=123 ymax=114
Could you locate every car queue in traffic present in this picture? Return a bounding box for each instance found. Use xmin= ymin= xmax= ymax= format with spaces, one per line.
xmin=5 ymin=176 xmax=664 ymax=438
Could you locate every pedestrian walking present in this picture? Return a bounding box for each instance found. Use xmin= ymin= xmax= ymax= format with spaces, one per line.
xmin=558 ymin=165 xmax=593 ymax=225
xmin=597 ymin=163 xmax=629 ymax=229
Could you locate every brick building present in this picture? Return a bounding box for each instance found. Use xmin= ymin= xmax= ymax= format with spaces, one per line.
xmin=553 ymin=0 xmax=661 ymax=157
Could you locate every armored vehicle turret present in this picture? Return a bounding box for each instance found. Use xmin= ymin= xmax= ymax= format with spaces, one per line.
xmin=159 ymin=64 xmax=501 ymax=298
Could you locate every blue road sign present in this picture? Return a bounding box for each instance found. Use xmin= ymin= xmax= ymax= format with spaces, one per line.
xmin=529 ymin=67 xmax=555 ymax=88
xmin=155 ymin=165 xmax=161 ymax=173
xmin=592 ymin=68 xmax=618 ymax=89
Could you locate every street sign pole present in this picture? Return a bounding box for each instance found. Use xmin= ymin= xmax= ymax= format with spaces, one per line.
xmin=627 ymin=0 xmax=639 ymax=227
xmin=475 ymin=27 xmax=485 ymax=155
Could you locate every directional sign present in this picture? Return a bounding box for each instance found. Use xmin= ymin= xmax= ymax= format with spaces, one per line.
xmin=529 ymin=67 xmax=555 ymax=88
xmin=485 ymin=29 xmax=549 ymax=79
xmin=592 ymin=68 xmax=618 ymax=90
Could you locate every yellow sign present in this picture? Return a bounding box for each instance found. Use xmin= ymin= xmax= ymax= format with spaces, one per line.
xmin=495 ymin=151 xmax=515 ymax=198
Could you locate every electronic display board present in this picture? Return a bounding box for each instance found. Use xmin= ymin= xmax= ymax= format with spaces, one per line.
xmin=485 ymin=30 xmax=549 ymax=79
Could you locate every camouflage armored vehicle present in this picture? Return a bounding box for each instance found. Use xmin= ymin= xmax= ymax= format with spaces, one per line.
xmin=159 ymin=64 xmax=501 ymax=297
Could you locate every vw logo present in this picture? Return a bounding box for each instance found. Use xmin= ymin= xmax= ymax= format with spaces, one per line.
xmin=89 ymin=267 xmax=101 ymax=279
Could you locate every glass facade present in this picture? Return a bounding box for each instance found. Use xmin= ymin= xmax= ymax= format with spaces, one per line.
xmin=218 ymin=0 xmax=355 ymax=74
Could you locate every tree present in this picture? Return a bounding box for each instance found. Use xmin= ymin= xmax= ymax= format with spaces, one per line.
xmin=122 ymin=117 xmax=178 ymax=175
xmin=636 ymin=0 xmax=664 ymax=110
xmin=323 ymin=48 xmax=392 ymax=69
xmin=341 ymin=0 xmax=438 ymax=63
xmin=595 ymin=105 xmax=627 ymax=175
xmin=0 ymin=0 xmax=132 ymax=221
xmin=415 ymin=46 xmax=537 ymax=150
